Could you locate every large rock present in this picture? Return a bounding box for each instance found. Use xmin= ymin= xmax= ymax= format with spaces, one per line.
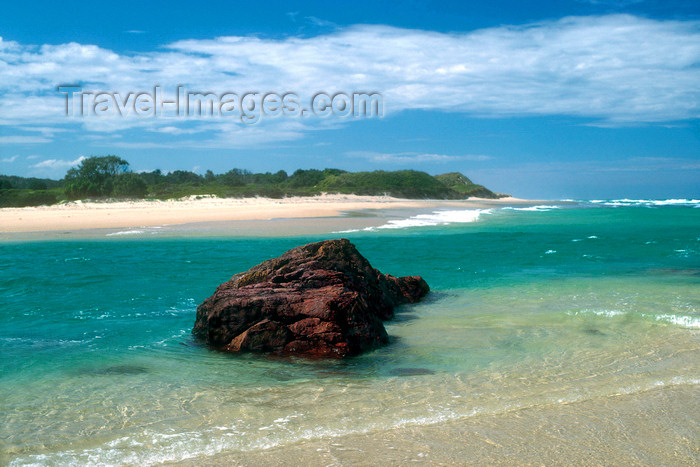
xmin=193 ymin=239 xmax=429 ymax=357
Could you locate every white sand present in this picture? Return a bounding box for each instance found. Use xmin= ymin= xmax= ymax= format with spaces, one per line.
xmin=0 ymin=194 xmax=531 ymax=233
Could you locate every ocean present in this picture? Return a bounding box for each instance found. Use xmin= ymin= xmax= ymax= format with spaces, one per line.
xmin=1 ymin=200 xmax=698 ymax=465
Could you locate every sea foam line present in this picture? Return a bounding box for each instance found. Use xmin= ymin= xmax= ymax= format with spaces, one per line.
xmin=10 ymin=374 xmax=699 ymax=467
xmin=106 ymin=226 xmax=165 ymax=237
xmin=335 ymin=204 xmax=572 ymax=233
xmin=336 ymin=209 xmax=492 ymax=233
xmin=502 ymin=205 xmax=560 ymax=212
xmin=566 ymin=309 xmax=700 ymax=329
xmin=589 ymin=199 xmax=700 ymax=207
xmin=652 ymin=313 xmax=700 ymax=329
xmin=106 ymin=230 xmax=146 ymax=236
xmin=376 ymin=209 xmax=490 ymax=229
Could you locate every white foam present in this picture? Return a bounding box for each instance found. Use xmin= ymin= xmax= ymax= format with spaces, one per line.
xmin=647 ymin=199 xmax=700 ymax=206
xmin=11 ymin=370 xmax=700 ymax=467
xmin=503 ymin=205 xmax=560 ymax=212
xmin=106 ymin=230 xmax=146 ymax=236
xmin=652 ymin=313 xmax=700 ymax=329
xmin=615 ymin=376 xmax=700 ymax=396
xmin=106 ymin=226 xmax=164 ymax=237
xmin=369 ymin=209 xmax=490 ymax=231
xmin=567 ymin=309 xmax=627 ymax=318
xmin=567 ymin=309 xmax=699 ymax=329
xmin=589 ymin=199 xmax=700 ymax=207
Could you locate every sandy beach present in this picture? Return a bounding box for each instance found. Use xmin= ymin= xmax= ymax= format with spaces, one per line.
xmin=0 ymin=195 xmax=534 ymax=234
xmin=170 ymin=384 xmax=699 ymax=466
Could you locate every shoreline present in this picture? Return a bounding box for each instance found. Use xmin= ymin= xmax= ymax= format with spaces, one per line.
xmin=0 ymin=194 xmax=545 ymax=237
xmin=168 ymin=383 xmax=699 ymax=466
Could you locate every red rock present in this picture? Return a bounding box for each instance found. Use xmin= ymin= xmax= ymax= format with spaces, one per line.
xmin=193 ymin=239 xmax=429 ymax=357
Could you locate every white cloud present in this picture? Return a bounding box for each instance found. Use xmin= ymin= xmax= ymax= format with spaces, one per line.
xmin=151 ymin=126 xmax=206 ymax=135
xmin=17 ymin=126 xmax=67 ymax=136
xmin=0 ymin=14 xmax=698 ymax=147
xmin=31 ymin=155 xmax=85 ymax=169
xmin=1 ymin=155 xmax=18 ymax=163
xmin=349 ymin=151 xmax=492 ymax=163
xmin=304 ymin=16 xmax=336 ymax=28
xmin=0 ymin=136 xmax=51 ymax=144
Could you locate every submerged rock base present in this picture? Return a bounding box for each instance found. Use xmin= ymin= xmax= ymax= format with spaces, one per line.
xmin=193 ymin=239 xmax=429 ymax=357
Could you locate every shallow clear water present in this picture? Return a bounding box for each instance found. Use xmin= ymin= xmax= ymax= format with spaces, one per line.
xmin=1 ymin=203 xmax=698 ymax=465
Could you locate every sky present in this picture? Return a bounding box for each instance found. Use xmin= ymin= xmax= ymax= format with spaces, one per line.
xmin=0 ymin=0 xmax=699 ymax=199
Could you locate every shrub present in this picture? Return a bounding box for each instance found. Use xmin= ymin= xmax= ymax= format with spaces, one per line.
xmin=112 ymin=173 xmax=148 ymax=198
xmin=0 ymin=189 xmax=57 ymax=207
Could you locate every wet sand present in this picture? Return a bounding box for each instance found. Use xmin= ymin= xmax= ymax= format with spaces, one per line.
xmin=170 ymin=384 xmax=699 ymax=466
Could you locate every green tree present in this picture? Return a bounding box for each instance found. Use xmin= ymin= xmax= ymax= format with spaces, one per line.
xmin=271 ymin=170 xmax=288 ymax=184
xmin=64 ymin=155 xmax=130 ymax=199
xmin=112 ymin=173 xmax=148 ymax=198
xmin=288 ymin=169 xmax=324 ymax=187
xmin=27 ymin=179 xmax=48 ymax=190
xmin=220 ymin=169 xmax=252 ymax=187
xmin=164 ymin=170 xmax=203 ymax=185
xmin=139 ymin=169 xmax=164 ymax=186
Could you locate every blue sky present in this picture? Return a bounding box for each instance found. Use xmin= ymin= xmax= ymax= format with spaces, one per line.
xmin=0 ymin=0 xmax=698 ymax=199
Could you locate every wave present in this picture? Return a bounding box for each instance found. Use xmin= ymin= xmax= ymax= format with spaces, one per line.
xmin=567 ymin=309 xmax=627 ymax=318
xmin=337 ymin=209 xmax=491 ymax=232
xmin=106 ymin=230 xmax=147 ymax=236
xmin=0 ymin=336 xmax=92 ymax=349
xmin=502 ymin=205 xmax=560 ymax=212
xmin=588 ymin=199 xmax=700 ymax=207
xmin=567 ymin=309 xmax=700 ymax=329
xmin=653 ymin=313 xmax=700 ymax=329
xmin=106 ymin=226 xmax=165 ymax=237
xmin=377 ymin=209 xmax=489 ymax=229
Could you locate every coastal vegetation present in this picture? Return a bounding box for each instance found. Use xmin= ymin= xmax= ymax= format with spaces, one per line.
xmin=0 ymin=155 xmax=505 ymax=207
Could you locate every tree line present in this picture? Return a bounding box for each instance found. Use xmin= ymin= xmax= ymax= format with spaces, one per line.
xmin=0 ymin=155 xmax=503 ymax=207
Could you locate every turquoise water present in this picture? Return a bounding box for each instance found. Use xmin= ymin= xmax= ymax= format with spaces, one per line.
xmin=1 ymin=202 xmax=698 ymax=465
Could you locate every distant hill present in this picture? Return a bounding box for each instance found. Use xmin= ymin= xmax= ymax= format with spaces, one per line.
xmin=435 ymin=172 xmax=505 ymax=199
xmin=1 ymin=156 xmax=507 ymax=206
xmin=317 ymin=170 xmax=457 ymax=198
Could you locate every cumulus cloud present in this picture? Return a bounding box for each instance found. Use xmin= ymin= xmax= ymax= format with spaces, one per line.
xmin=0 ymin=14 xmax=698 ymax=147
xmin=31 ymin=155 xmax=85 ymax=169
